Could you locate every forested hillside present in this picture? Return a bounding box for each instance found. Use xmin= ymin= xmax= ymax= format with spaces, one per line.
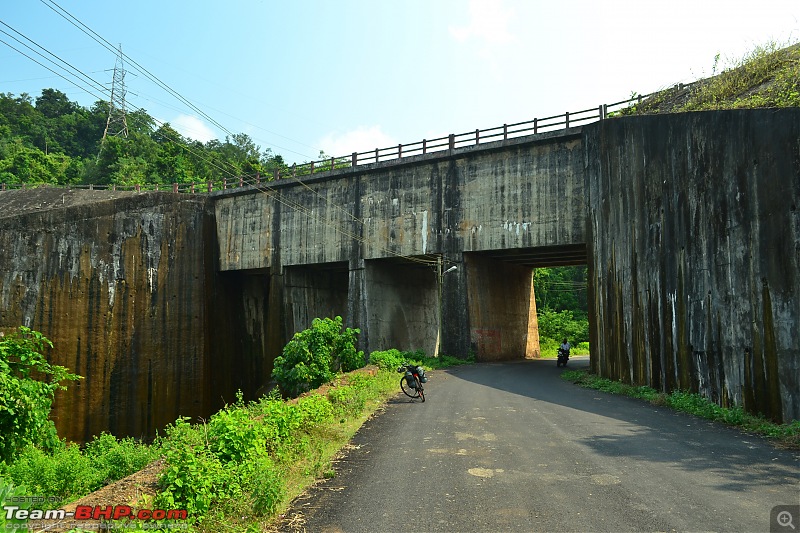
xmin=0 ymin=89 xmax=294 ymax=187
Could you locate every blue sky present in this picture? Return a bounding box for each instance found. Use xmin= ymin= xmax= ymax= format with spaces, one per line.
xmin=2 ymin=0 xmax=799 ymax=163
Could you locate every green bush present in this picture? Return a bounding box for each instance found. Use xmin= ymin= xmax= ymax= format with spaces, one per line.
xmin=537 ymin=309 xmax=589 ymax=344
xmin=83 ymin=432 xmax=159 ymax=484
xmin=368 ymin=349 xmax=407 ymax=370
xmin=4 ymin=443 xmax=101 ymax=508
xmin=272 ymin=317 xmax=365 ymax=398
xmin=156 ymin=418 xmax=243 ymax=521
xmin=0 ymin=327 xmax=81 ymax=463
xmin=0 ymin=477 xmax=30 ymax=529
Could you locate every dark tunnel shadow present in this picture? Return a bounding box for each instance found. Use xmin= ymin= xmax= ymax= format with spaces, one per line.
xmin=436 ymin=358 xmax=800 ymax=495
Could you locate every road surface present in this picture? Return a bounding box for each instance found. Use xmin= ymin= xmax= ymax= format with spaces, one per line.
xmin=278 ymin=358 xmax=800 ymax=532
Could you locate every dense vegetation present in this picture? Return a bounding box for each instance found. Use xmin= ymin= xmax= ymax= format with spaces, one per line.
xmin=533 ymin=266 xmax=590 ymax=356
xmin=0 ymin=89 xmax=298 ymax=187
xmin=0 ymin=324 xmax=471 ymax=531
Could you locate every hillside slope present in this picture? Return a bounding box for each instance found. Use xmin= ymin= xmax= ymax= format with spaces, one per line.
xmin=622 ymin=42 xmax=800 ymax=115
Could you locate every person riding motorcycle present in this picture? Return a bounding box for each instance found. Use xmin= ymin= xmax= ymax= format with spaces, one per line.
xmin=557 ymin=338 xmax=571 ymax=367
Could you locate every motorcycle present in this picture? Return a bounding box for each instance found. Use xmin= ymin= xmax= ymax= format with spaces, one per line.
xmin=556 ymin=347 xmax=570 ymax=367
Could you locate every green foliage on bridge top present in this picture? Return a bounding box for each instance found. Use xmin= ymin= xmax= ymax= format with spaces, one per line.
xmin=272 ymin=316 xmax=365 ymax=398
xmin=620 ymin=40 xmax=800 ymax=116
xmin=0 ymin=327 xmax=81 ymax=464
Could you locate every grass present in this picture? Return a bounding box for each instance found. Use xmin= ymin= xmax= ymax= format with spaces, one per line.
xmin=621 ymin=40 xmax=800 ymax=115
xmin=560 ymin=369 xmax=800 ymax=449
xmin=0 ymin=351 xmax=474 ymax=532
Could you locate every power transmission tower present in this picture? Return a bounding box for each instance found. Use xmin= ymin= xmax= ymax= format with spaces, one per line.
xmin=98 ymin=45 xmax=128 ymax=159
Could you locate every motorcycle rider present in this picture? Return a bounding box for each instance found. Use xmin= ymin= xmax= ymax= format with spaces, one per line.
xmin=559 ymin=338 xmax=571 ymax=357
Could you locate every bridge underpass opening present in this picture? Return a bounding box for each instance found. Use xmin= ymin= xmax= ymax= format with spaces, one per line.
xmin=365 ymin=256 xmax=440 ymax=357
xmin=464 ymin=244 xmax=588 ymax=362
xmin=284 ymin=262 xmax=349 ymax=339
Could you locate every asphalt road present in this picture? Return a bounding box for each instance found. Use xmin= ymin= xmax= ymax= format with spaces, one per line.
xmin=278 ymin=358 xmax=800 ymax=532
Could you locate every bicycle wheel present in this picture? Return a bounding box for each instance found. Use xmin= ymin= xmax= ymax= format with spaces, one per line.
xmin=400 ymin=376 xmax=420 ymax=399
xmin=415 ymin=376 xmax=425 ymax=402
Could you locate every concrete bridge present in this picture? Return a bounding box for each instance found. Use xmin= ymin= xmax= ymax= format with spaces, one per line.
xmin=0 ymin=108 xmax=797 ymax=443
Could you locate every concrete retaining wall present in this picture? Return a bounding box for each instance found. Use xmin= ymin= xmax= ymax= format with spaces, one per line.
xmin=585 ymin=109 xmax=800 ymax=422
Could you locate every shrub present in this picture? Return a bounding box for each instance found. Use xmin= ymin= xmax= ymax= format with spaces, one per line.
xmin=368 ymin=349 xmax=406 ymax=370
xmin=83 ymin=432 xmax=159 ymax=484
xmin=156 ymin=418 xmax=242 ymax=521
xmin=0 ymin=327 xmax=81 ymax=463
xmin=272 ymin=317 xmax=365 ymax=397
xmin=4 ymin=443 xmax=102 ymax=507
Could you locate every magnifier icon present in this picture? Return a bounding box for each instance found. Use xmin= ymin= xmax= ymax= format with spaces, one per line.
xmin=778 ymin=510 xmax=796 ymax=529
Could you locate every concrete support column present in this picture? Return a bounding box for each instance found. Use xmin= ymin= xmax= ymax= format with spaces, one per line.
xmin=463 ymin=254 xmax=540 ymax=361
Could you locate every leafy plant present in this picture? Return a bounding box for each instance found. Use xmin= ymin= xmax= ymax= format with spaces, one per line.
xmin=271 ymin=317 xmax=365 ymax=397
xmin=0 ymin=327 xmax=81 ymax=463
xmin=0 ymin=477 xmax=30 ymax=529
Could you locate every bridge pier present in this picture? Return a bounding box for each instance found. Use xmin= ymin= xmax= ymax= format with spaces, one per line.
xmin=463 ymin=254 xmax=540 ymax=361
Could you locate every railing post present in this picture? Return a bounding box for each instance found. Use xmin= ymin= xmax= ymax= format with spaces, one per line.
xmin=375 ymin=147 xmax=379 ymax=163
xmin=173 ymin=183 xmax=179 ymax=193
xmin=423 ymin=139 xmax=427 ymax=154
xmin=310 ymin=161 xmax=314 ymax=174
xmin=207 ymin=181 xmax=213 ymax=193
xmin=565 ymin=111 xmax=570 ymax=129
xmin=292 ymin=163 xmax=297 ymax=178
xmin=155 ymin=183 xmax=159 ymax=191
xmin=598 ymin=105 xmax=603 ymax=120
xmin=134 ymin=184 xmax=140 ymax=192
xmin=256 ymin=171 xmax=260 ymax=184
xmin=352 ymin=152 xmax=358 ymax=167
xmin=475 ymin=129 xmax=479 ymax=145
xmin=1 ymin=183 xmax=5 ymax=191
xmin=238 ymin=176 xmax=243 ymax=187
xmin=111 ymin=184 xmax=116 ymax=191
xmin=273 ymin=168 xmax=279 ymax=181
xmin=88 ymin=184 xmax=92 ymax=190
xmin=223 ymin=178 xmax=227 ymax=190
xmin=448 ymin=134 xmax=455 ymax=150
xmin=534 ymin=118 xmax=538 ymax=134
xmin=398 ymin=144 xmax=402 ymax=158
xmin=503 ymin=124 xmax=508 ymax=140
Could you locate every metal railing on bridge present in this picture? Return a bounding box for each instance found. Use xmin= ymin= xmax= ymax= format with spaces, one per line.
xmin=0 ymin=85 xmax=695 ymax=194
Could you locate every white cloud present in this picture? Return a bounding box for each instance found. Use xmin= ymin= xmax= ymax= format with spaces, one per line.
xmin=171 ymin=114 xmax=217 ymax=143
xmin=449 ymin=0 xmax=515 ymax=45
xmin=317 ymin=125 xmax=398 ymax=157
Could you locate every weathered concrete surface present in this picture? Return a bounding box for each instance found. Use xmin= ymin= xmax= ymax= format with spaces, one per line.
xmin=585 ymin=109 xmax=800 ymax=422
xmin=213 ymin=131 xmax=585 ymax=360
xmin=465 ymin=254 xmax=539 ymax=360
xmin=0 ymin=192 xmax=216 ymax=441
xmin=364 ymin=259 xmax=439 ymax=356
xmin=3 ymin=109 xmax=798 ymax=442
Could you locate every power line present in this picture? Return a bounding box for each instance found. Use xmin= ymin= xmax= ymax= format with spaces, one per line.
xmin=3 ymin=15 xmax=435 ymax=268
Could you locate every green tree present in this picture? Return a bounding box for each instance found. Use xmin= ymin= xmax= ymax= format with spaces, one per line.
xmin=0 ymin=327 xmax=81 ymax=463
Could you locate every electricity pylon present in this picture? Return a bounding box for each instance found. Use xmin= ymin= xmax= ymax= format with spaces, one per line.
xmin=98 ymin=45 xmax=128 ymax=160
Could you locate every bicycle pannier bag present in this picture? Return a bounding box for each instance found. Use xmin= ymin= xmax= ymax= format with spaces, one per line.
xmin=417 ymin=366 xmax=427 ymax=383
xmin=405 ymin=371 xmax=417 ymax=388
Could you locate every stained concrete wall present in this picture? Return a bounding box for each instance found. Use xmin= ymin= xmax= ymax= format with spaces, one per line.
xmin=585 ymin=109 xmax=800 ymax=422
xmin=213 ymin=130 xmax=586 ymax=360
xmin=364 ymin=260 xmax=439 ymax=356
xmin=464 ymin=254 xmax=539 ymax=360
xmin=0 ymin=193 xmax=221 ymax=442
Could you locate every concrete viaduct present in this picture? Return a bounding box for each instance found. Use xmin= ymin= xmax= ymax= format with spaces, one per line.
xmin=0 ymin=108 xmax=797 ymax=442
